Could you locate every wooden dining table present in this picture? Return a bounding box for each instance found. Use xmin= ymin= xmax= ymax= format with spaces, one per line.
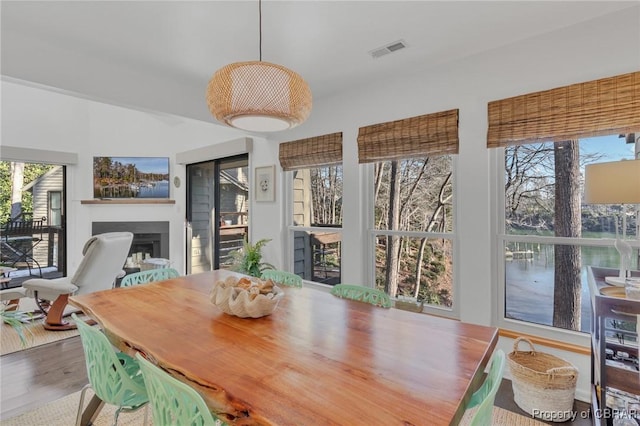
xmin=69 ymin=270 xmax=498 ymax=426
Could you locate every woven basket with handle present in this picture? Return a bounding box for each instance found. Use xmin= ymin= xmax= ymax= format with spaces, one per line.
xmin=507 ymin=337 xmax=579 ymax=422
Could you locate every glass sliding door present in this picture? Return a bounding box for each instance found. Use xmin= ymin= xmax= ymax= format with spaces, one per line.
xmin=186 ymin=155 xmax=249 ymax=274
xmin=0 ymin=161 xmax=67 ymax=280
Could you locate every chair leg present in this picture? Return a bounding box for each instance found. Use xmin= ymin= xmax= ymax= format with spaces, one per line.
xmin=34 ymin=296 xmax=51 ymax=314
xmin=42 ymin=294 xmax=76 ymax=331
xmin=75 ymin=383 xmax=91 ymax=426
xmin=75 ymin=388 xmax=106 ymax=426
xmin=113 ymin=406 xmax=122 ymax=426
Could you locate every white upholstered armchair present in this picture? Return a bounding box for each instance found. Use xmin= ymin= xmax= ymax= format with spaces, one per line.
xmin=22 ymin=232 xmax=133 ymax=330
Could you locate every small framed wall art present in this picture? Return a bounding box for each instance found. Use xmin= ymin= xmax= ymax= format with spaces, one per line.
xmin=255 ymin=165 xmax=275 ymax=202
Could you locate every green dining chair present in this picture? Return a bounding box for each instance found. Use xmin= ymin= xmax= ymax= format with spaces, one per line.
xmin=120 ymin=267 xmax=180 ymax=287
xmin=72 ymin=313 xmax=149 ymax=426
xmin=260 ymin=269 xmax=303 ymax=288
xmin=463 ymin=349 xmax=506 ymax=426
xmin=330 ymin=284 xmax=392 ymax=308
xmin=135 ymin=352 xmax=226 ymax=426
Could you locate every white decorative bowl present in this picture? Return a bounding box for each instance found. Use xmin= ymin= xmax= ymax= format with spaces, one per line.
xmin=210 ymin=277 xmax=284 ymax=318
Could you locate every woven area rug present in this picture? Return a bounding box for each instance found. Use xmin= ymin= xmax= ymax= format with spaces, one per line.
xmin=1 ymin=389 xmax=149 ymax=426
xmin=1 ymin=316 xmax=83 ymax=356
xmin=460 ymin=405 xmax=547 ymax=426
xmin=2 ymin=389 xmax=546 ymax=426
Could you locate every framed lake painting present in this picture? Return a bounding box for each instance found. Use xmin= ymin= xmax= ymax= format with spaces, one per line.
xmin=93 ymin=156 xmax=170 ymax=199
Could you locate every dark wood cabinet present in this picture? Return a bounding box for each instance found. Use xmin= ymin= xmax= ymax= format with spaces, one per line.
xmin=588 ymin=267 xmax=639 ymax=426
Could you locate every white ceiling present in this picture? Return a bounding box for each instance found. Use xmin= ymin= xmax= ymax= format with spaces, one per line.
xmin=2 ymin=1 xmax=636 ymax=126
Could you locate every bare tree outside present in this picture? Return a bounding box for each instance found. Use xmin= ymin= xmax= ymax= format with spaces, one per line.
xmin=374 ymin=156 xmax=453 ymax=305
xmin=414 ymin=171 xmax=451 ymax=297
xmin=552 ymin=140 xmax=582 ymax=330
xmin=310 ymin=167 xmax=343 ymax=226
xmin=504 ymin=144 xmax=555 ymax=232
xmin=10 ymin=162 xmax=24 ymax=219
xmin=384 ymin=161 xmax=402 ymax=296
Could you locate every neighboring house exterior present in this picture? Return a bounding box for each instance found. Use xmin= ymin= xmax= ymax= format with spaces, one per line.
xmin=190 ymin=166 xmax=249 ymax=273
xmin=21 ymin=166 xmax=63 ymax=269
xmin=219 ymin=167 xmax=248 ymax=223
xmin=292 ymin=169 xmax=313 ymax=278
xmin=291 ymin=170 xmax=341 ymax=284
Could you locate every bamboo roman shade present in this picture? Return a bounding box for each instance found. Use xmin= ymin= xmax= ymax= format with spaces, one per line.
xmin=487 ymin=71 xmax=640 ymax=148
xmin=357 ymin=109 xmax=459 ymax=164
xmin=279 ymin=132 xmax=343 ymax=171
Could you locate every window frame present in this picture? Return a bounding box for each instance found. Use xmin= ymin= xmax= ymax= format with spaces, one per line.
xmin=490 ymin=147 xmax=633 ymax=348
xmin=488 ymin=71 xmax=640 ymax=347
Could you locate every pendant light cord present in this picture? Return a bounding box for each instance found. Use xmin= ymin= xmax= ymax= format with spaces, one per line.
xmin=258 ymin=0 xmax=262 ymax=61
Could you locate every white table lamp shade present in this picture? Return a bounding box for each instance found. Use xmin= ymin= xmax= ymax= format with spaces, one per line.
xmin=584 ymin=159 xmax=640 ymax=205
xmin=584 ymin=159 xmax=640 ymax=285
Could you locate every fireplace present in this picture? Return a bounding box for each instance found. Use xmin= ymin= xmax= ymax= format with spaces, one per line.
xmin=92 ymin=221 xmax=170 ymax=260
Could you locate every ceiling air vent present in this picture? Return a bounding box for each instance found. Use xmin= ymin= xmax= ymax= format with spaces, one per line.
xmin=369 ymin=40 xmax=408 ymax=59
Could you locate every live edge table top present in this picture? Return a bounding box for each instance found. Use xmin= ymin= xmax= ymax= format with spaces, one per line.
xmin=70 ymin=269 xmax=498 ymax=426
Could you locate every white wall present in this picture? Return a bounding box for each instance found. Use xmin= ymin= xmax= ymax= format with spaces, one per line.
xmin=1 ymin=6 xmax=638 ymax=402
xmin=265 ymin=7 xmax=640 ymax=402
xmin=1 ymin=81 xmax=246 ymax=274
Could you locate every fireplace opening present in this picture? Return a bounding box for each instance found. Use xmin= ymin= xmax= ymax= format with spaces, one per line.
xmin=130 ymin=233 xmax=161 ymax=258
xmin=91 ymin=221 xmax=170 ymax=261
xmin=91 ymin=221 xmax=170 ymax=286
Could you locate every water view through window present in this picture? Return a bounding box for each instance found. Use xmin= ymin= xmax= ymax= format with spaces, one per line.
xmin=503 ymin=134 xmax=638 ymax=332
xmin=505 ymin=242 xmax=629 ymax=332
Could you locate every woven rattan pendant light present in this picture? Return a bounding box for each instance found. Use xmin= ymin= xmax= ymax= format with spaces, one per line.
xmin=206 ymin=0 xmax=312 ymax=132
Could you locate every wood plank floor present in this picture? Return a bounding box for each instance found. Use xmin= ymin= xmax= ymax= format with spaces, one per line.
xmin=0 ymin=336 xmax=592 ymax=424
xmin=0 ymin=336 xmax=87 ymax=420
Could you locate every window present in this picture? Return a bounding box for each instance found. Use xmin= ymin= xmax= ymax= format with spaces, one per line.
xmin=372 ymin=157 xmax=454 ymax=307
xmin=282 ymin=133 xmax=343 ymax=284
xmin=359 ymin=109 xmax=459 ymax=313
xmin=291 ymin=166 xmax=342 ymax=284
xmin=502 ymin=136 xmax=635 ymax=332
xmin=48 ymin=191 xmax=62 ymax=226
xmin=0 ymin=161 xmax=67 ymax=274
xmin=489 ymin=71 xmax=640 ymax=337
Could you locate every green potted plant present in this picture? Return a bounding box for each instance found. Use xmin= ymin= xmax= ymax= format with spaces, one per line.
xmin=229 ymin=238 xmax=275 ymax=277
